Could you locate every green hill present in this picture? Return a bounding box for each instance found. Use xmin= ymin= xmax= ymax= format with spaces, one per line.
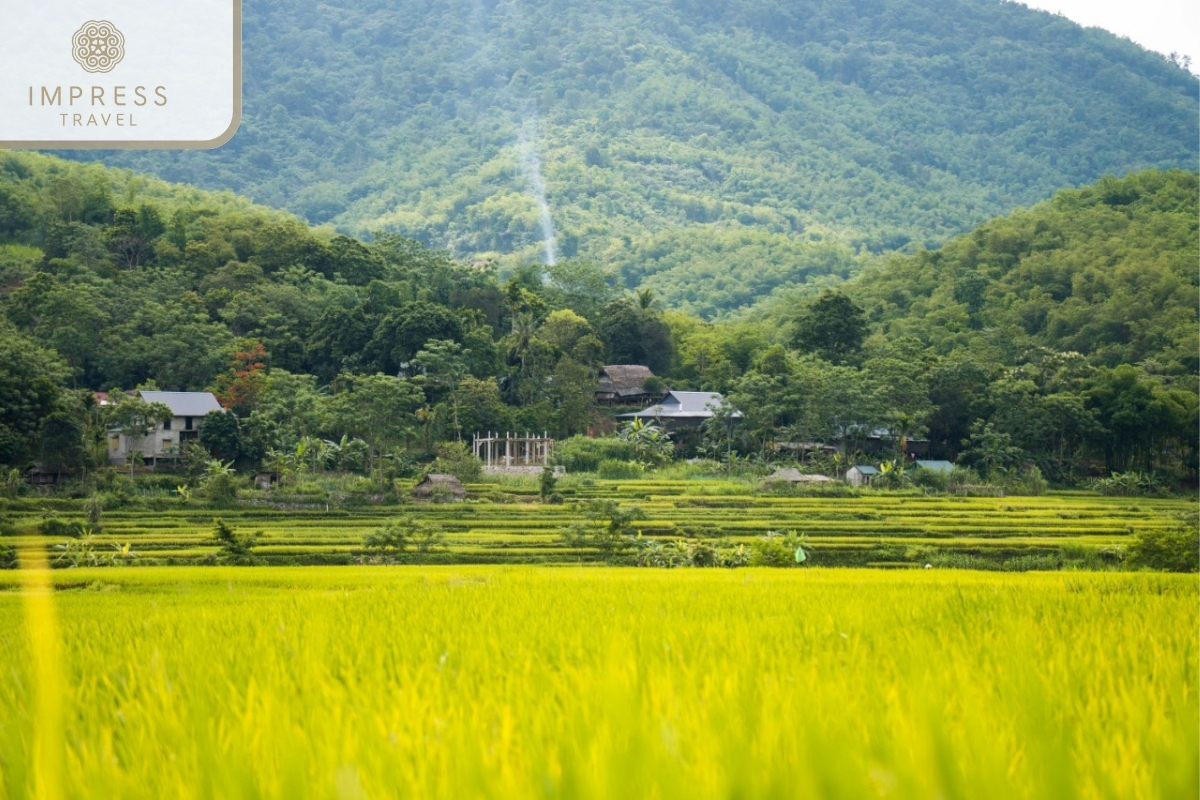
xmin=0 ymin=155 xmax=1195 ymax=480
xmin=64 ymin=0 xmax=1198 ymax=316
xmin=844 ymin=169 xmax=1199 ymax=373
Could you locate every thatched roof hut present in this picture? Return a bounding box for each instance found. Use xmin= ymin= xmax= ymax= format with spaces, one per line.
xmin=411 ymin=473 xmax=466 ymax=501
xmin=766 ymin=468 xmax=834 ymax=484
xmin=595 ymin=365 xmax=661 ymax=405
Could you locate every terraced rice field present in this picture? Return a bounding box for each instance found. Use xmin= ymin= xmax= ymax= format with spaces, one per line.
xmin=4 ymin=480 xmax=1191 ymax=567
xmin=0 ymin=567 xmax=1194 ymax=798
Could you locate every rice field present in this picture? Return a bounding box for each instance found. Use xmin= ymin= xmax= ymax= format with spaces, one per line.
xmin=3 ymin=480 xmax=1192 ymax=567
xmin=0 ymin=566 xmax=1195 ymax=798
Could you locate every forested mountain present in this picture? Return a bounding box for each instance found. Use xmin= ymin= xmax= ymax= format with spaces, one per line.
xmin=1 ymin=156 xmax=1195 ymax=482
xmin=747 ymin=169 xmax=1199 ymax=371
xmin=64 ymin=0 xmax=1198 ymax=315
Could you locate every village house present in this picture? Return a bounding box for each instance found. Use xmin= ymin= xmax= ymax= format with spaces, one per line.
xmin=107 ymin=391 xmax=224 ymax=466
xmin=845 ymin=465 xmax=879 ymax=486
xmin=616 ymin=391 xmax=741 ymax=432
xmin=594 ymin=365 xmax=663 ymax=406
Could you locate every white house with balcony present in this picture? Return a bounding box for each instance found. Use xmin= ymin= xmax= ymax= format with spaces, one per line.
xmin=107 ymin=391 xmax=224 ymax=466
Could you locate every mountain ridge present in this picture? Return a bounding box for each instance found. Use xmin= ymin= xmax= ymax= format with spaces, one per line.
xmin=64 ymin=0 xmax=1199 ymax=315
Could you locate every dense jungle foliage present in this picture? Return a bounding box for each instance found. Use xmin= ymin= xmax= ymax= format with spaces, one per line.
xmin=62 ymin=0 xmax=1199 ymax=315
xmin=0 ymin=154 xmax=1195 ymax=486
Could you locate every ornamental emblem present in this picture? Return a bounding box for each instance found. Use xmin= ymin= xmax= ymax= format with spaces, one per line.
xmin=71 ymin=21 xmax=125 ymax=74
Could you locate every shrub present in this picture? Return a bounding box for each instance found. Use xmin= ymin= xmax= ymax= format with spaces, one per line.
xmin=944 ymin=466 xmax=982 ymax=491
xmin=1126 ymin=526 xmax=1199 ymax=573
xmin=558 ymin=500 xmax=647 ymax=562
xmin=362 ymin=516 xmax=446 ymax=563
xmin=1091 ymin=472 xmax=1164 ymax=497
xmin=910 ymin=468 xmax=948 ymax=492
xmin=85 ymin=494 xmax=103 ymax=526
xmin=597 ymin=459 xmax=643 ymax=479
xmin=539 ymin=466 xmax=557 ymax=501
xmin=0 ymin=468 xmax=22 ymax=499
xmin=432 ymin=441 xmax=483 ymax=483
xmin=38 ymin=514 xmax=86 ymax=538
xmin=209 ymin=518 xmax=262 ymax=565
xmin=0 ymin=543 xmax=14 ymax=569
xmin=203 ymin=460 xmax=242 ymax=506
xmin=752 ymin=530 xmax=808 ymax=567
xmin=998 ymin=466 xmax=1049 ymax=496
xmin=553 ymin=436 xmax=636 ymax=472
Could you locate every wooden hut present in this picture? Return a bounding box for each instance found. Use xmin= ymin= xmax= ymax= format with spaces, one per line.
xmin=845 ymin=465 xmax=879 ymax=486
xmin=595 ymin=365 xmax=661 ymax=406
xmin=411 ymin=473 xmax=466 ymax=501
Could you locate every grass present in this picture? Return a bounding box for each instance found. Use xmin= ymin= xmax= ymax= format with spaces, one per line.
xmin=0 ymin=566 xmax=1195 ymax=798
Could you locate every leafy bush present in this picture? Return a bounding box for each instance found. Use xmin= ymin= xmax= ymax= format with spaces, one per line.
xmin=362 ymin=516 xmax=446 ymax=564
xmin=1126 ymin=526 xmax=1198 ymax=572
xmin=559 ymin=500 xmax=647 ymax=562
xmin=539 ymin=467 xmax=557 ymax=501
xmin=553 ymin=436 xmax=636 ymax=473
xmin=38 ymin=514 xmax=86 ymax=538
xmin=752 ymin=530 xmax=808 ymax=567
xmin=432 ymin=441 xmax=482 ymax=483
xmin=203 ymin=460 xmax=242 ymax=506
xmin=997 ymin=466 xmax=1050 ymax=496
xmin=597 ymin=459 xmax=643 ymax=480
xmin=630 ymin=536 xmax=747 ymax=568
xmin=910 ymin=468 xmax=948 ymax=492
xmin=209 ymin=518 xmax=262 ymax=565
xmin=0 ymin=543 xmax=15 ymax=569
xmin=1090 ymin=472 xmax=1164 ymax=497
xmin=944 ymin=466 xmax=983 ymax=492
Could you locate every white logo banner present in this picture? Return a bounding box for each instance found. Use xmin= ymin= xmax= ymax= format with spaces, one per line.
xmin=0 ymin=0 xmax=241 ymax=148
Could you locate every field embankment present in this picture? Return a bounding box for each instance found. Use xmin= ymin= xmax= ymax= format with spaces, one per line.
xmin=4 ymin=480 xmax=1192 ymax=569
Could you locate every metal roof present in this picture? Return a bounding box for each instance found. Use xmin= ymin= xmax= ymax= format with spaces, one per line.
xmin=849 ymin=465 xmax=880 ymax=475
xmin=616 ymin=391 xmax=741 ymax=419
xmin=138 ymin=391 xmax=224 ymax=417
xmin=913 ymin=460 xmax=955 ymax=472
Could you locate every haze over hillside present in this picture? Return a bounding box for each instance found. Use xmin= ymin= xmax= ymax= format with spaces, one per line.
xmin=69 ymin=0 xmax=1199 ymax=315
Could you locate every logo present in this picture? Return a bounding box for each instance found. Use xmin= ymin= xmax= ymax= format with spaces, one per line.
xmin=71 ymin=21 xmax=125 ymax=74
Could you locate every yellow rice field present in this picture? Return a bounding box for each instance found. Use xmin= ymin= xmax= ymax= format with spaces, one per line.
xmin=0 ymin=566 xmax=1196 ymax=798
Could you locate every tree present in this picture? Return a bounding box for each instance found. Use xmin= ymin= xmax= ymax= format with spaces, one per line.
xmin=414 ymin=339 xmax=469 ymax=440
xmin=363 ymin=516 xmax=446 ymax=563
xmin=209 ymin=518 xmax=260 ymax=565
xmin=960 ymin=421 xmax=1024 ymax=479
xmin=0 ymin=331 xmax=68 ymax=467
xmin=791 ymin=291 xmax=868 ymax=364
xmin=325 ymin=374 xmax=423 ymax=483
xmin=367 ymin=301 xmax=463 ymax=375
xmin=198 ymin=409 xmax=242 ymax=465
xmin=210 ymin=341 xmax=268 ymax=416
xmin=559 ymin=500 xmax=648 ymax=562
xmin=596 ymin=300 xmax=674 ymax=375
xmin=306 ymin=304 xmax=372 ymax=380
xmin=37 ymin=408 xmax=87 ymax=478
xmin=539 ymin=466 xmax=558 ymax=501
xmin=431 ymin=441 xmax=483 ymax=483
